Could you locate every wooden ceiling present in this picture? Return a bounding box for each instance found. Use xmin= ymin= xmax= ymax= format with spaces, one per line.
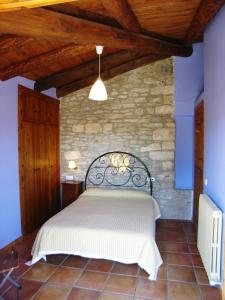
xmin=0 ymin=0 xmax=224 ymax=97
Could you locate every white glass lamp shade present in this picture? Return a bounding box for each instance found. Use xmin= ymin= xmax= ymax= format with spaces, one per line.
xmin=89 ymin=77 xmax=108 ymax=101
xmin=68 ymin=160 xmax=77 ymax=169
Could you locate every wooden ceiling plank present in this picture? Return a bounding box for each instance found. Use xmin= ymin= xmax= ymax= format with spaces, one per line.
xmin=101 ymin=0 xmax=141 ymax=33
xmin=185 ymin=0 xmax=225 ymax=43
xmin=34 ymin=50 xmax=145 ymax=91
xmin=48 ymin=3 xmax=186 ymax=45
xmin=0 ymin=0 xmax=76 ymax=12
xmin=47 ymin=4 xmax=121 ymax=28
xmin=57 ymin=53 xmax=168 ymax=97
xmin=0 ymin=44 xmax=93 ymax=81
xmin=0 ymin=7 xmax=192 ymax=57
xmin=0 ymin=35 xmax=34 ymax=55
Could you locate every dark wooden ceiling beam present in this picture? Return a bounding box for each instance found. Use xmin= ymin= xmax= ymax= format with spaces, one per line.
xmin=185 ymin=0 xmax=225 ymax=43
xmin=0 ymin=44 xmax=93 ymax=81
xmin=47 ymin=4 xmax=122 ymax=29
xmin=0 ymin=8 xmax=192 ymax=57
xmin=57 ymin=53 xmax=168 ymax=97
xmin=101 ymin=0 xmax=141 ymax=33
xmin=35 ymin=50 xmax=145 ymax=91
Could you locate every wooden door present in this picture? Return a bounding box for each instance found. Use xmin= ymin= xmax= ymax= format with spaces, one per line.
xmin=18 ymin=85 xmax=60 ymax=234
xmin=193 ymin=101 xmax=204 ymax=224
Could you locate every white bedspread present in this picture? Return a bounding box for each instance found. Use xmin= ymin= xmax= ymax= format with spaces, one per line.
xmin=30 ymin=188 xmax=162 ymax=280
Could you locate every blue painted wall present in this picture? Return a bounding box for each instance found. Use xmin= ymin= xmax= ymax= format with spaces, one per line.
xmin=0 ymin=77 xmax=57 ymax=249
xmin=203 ymin=5 xmax=225 ymax=212
xmin=175 ymin=116 xmax=194 ymax=189
xmin=175 ymin=44 xmax=204 ymax=115
xmin=174 ymin=44 xmax=203 ymax=189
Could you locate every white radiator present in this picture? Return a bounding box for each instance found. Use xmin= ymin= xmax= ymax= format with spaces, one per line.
xmin=197 ymin=194 xmax=222 ymax=285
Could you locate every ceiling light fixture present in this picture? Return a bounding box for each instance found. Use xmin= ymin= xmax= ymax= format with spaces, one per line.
xmin=89 ymin=45 xmax=108 ymax=101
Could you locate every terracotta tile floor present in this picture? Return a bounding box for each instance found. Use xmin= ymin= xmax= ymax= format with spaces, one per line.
xmin=0 ymin=220 xmax=222 ymax=300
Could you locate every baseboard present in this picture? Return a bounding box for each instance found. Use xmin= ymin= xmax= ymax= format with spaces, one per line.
xmin=0 ymin=236 xmax=23 ymax=253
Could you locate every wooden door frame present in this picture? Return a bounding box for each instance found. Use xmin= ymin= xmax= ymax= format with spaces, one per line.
xmin=193 ymin=100 xmax=204 ymax=223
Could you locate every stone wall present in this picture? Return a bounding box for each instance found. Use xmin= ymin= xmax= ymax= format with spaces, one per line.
xmin=60 ymin=58 xmax=193 ymax=220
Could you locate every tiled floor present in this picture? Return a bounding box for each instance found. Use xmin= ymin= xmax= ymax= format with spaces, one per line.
xmin=0 ymin=220 xmax=222 ymax=300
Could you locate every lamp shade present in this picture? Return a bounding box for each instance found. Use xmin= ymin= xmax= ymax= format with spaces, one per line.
xmin=68 ymin=160 xmax=77 ymax=169
xmin=89 ymin=77 xmax=108 ymax=101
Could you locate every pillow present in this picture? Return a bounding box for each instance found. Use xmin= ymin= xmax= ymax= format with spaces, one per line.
xmin=83 ymin=187 xmax=150 ymax=198
xmin=82 ymin=187 xmax=161 ymax=219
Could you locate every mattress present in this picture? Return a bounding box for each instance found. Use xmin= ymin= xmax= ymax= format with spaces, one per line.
xmin=30 ymin=188 xmax=162 ymax=280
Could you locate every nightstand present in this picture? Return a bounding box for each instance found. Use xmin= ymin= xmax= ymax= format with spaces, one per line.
xmin=61 ymin=180 xmax=83 ymax=209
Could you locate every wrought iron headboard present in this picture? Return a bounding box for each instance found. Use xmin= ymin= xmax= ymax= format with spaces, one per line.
xmin=84 ymin=151 xmax=153 ymax=195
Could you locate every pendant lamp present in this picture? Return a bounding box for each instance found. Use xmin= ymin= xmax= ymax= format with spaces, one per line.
xmin=89 ymin=45 xmax=108 ymax=101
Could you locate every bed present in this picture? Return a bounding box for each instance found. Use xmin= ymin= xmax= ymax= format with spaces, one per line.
xmin=30 ymin=151 xmax=162 ymax=280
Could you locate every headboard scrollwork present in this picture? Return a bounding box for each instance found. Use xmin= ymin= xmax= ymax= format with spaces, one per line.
xmin=84 ymin=151 xmax=153 ymax=195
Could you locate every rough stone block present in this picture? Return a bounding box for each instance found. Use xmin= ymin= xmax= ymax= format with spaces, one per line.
xmin=149 ymin=151 xmax=174 ymax=161
xmin=146 ymin=107 xmax=155 ymax=114
xmin=162 ymin=142 xmax=175 ymax=150
xmin=155 ymin=105 xmax=174 ymax=115
xmin=162 ymin=161 xmax=173 ymax=171
xmin=140 ymin=143 xmax=161 ymax=152
xmin=166 ymin=122 xmax=175 ymax=128
xmin=72 ymin=124 xmax=84 ymax=133
xmin=85 ymin=123 xmax=102 ymax=133
xmin=135 ymin=108 xmax=144 ymax=116
xmin=103 ymin=123 xmax=113 ymax=133
xmin=153 ymin=128 xmax=175 ymax=141
xmin=151 ymin=85 xmax=173 ymax=95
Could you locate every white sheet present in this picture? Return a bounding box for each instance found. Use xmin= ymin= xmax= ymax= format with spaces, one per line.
xmin=30 ymin=188 xmax=162 ymax=280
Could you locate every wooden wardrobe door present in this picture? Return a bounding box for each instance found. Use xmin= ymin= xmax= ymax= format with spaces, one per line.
xmin=20 ymin=122 xmax=35 ymax=233
xmin=18 ymin=85 xmax=60 ymax=235
xmin=33 ymin=123 xmax=50 ymax=227
xmin=47 ymin=125 xmax=60 ymax=215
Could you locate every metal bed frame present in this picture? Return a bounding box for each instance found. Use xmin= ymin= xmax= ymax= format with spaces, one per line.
xmin=84 ymin=151 xmax=153 ymax=195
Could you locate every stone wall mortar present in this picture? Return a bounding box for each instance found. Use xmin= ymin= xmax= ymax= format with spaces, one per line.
xmin=60 ymin=58 xmax=192 ymax=220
